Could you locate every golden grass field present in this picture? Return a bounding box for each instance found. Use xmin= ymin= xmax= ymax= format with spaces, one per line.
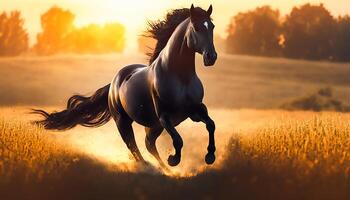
xmin=1 ymin=54 xmax=350 ymax=199
xmin=2 ymin=110 xmax=350 ymax=199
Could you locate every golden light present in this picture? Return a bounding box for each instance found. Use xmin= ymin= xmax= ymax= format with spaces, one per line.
xmin=2 ymin=0 xmax=349 ymax=51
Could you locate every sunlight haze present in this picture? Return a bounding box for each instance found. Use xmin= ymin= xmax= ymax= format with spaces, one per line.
xmin=1 ymin=0 xmax=349 ymax=52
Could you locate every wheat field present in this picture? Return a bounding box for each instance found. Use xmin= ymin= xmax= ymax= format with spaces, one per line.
xmin=1 ymin=54 xmax=350 ymax=199
xmin=1 ymin=111 xmax=350 ymax=199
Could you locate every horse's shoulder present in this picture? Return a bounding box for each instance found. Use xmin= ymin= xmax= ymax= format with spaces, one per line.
xmin=186 ymin=76 xmax=204 ymax=102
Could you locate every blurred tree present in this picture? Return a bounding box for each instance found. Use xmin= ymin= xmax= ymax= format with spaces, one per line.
xmin=334 ymin=16 xmax=350 ymax=62
xmin=67 ymin=23 xmax=125 ymax=54
xmin=34 ymin=6 xmax=75 ymax=55
xmin=35 ymin=6 xmax=125 ymax=55
xmin=67 ymin=24 xmax=101 ymax=54
xmin=101 ymin=23 xmax=125 ymax=53
xmin=0 ymin=11 xmax=29 ymax=56
xmin=282 ymin=4 xmax=336 ymax=60
xmin=226 ymin=6 xmax=281 ymax=56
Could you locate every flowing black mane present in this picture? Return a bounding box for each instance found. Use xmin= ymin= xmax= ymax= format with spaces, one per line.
xmin=146 ymin=8 xmax=190 ymax=65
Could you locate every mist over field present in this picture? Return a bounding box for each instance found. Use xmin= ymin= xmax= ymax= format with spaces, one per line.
xmin=2 ymin=54 xmax=350 ymax=199
xmin=2 ymin=53 xmax=350 ymax=108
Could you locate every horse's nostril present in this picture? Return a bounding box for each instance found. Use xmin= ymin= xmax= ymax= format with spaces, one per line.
xmin=207 ymin=52 xmax=217 ymax=61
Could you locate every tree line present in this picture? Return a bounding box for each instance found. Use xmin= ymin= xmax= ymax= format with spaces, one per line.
xmin=0 ymin=11 xmax=29 ymax=56
xmin=0 ymin=6 xmax=125 ymax=56
xmin=1 ymin=4 xmax=349 ymax=61
xmin=226 ymin=4 xmax=350 ymax=62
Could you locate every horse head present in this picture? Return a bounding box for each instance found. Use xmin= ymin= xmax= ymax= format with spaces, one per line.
xmin=187 ymin=4 xmax=217 ymax=66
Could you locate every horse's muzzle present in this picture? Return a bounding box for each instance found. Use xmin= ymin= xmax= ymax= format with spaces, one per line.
xmin=203 ymin=51 xmax=217 ymax=66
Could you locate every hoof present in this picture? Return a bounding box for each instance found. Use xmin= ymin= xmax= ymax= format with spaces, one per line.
xmin=205 ymin=153 xmax=215 ymax=165
xmin=167 ymin=155 xmax=180 ymax=166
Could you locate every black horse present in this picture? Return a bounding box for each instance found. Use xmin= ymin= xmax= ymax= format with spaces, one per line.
xmin=33 ymin=4 xmax=217 ymax=169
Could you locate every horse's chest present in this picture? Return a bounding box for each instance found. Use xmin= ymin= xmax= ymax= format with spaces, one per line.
xmin=156 ymin=76 xmax=204 ymax=108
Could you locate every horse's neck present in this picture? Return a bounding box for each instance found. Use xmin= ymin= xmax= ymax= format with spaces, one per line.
xmin=159 ymin=19 xmax=196 ymax=82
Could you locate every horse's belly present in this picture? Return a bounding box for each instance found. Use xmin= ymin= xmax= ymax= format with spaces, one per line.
xmin=168 ymin=111 xmax=188 ymax=127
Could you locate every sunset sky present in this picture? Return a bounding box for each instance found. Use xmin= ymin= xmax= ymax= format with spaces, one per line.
xmin=1 ymin=0 xmax=350 ymax=52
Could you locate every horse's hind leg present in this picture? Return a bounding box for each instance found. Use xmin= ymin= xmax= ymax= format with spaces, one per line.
xmin=145 ymin=126 xmax=168 ymax=169
xmin=115 ymin=116 xmax=145 ymax=162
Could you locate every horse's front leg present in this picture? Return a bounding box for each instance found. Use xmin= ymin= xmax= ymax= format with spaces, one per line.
xmin=152 ymin=88 xmax=183 ymax=167
xmin=189 ymin=103 xmax=216 ymax=164
xmin=159 ymin=114 xmax=183 ymax=166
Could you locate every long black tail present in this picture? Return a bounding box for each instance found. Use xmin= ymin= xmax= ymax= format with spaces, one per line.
xmin=32 ymin=84 xmax=111 ymax=130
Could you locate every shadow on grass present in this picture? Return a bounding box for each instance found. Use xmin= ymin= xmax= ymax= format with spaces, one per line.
xmin=2 ymin=141 xmax=349 ymax=200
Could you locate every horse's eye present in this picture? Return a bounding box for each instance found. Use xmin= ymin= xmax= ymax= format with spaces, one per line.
xmin=194 ymin=24 xmax=206 ymax=32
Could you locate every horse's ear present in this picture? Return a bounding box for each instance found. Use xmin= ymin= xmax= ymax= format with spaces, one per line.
xmin=207 ymin=5 xmax=213 ymax=16
xmin=190 ymin=4 xmax=195 ymax=19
